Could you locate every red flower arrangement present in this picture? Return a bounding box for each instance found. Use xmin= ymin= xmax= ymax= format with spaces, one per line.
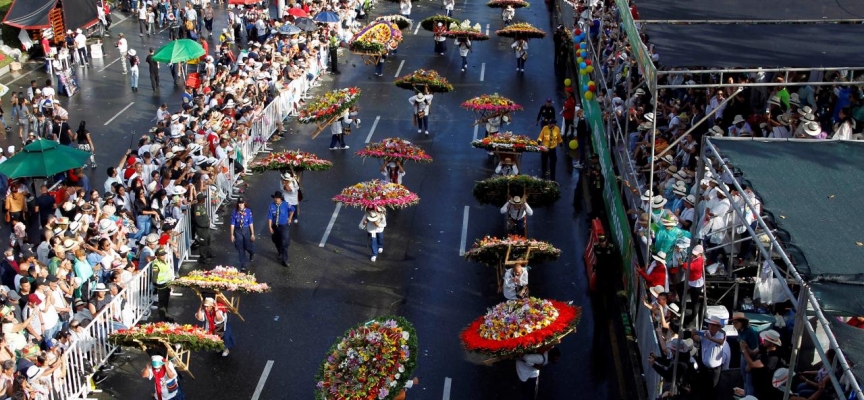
xmin=461 ymin=93 xmax=523 ymax=113
xmin=460 ymin=298 xmax=580 ymax=357
xmin=471 ymin=132 xmax=547 ymax=153
xmin=356 ymin=138 xmax=433 ymax=163
xmin=297 ymin=87 xmax=362 ymax=124
xmin=349 ymin=20 xmax=404 ymax=54
xmin=333 ymin=180 xmax=420 ymax=209
xmin=249 ymin=150 xmax=333 ymax=172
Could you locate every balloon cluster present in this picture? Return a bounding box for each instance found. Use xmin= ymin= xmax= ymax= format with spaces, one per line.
xmin=572 ymin=28 xmax=595 ymax=100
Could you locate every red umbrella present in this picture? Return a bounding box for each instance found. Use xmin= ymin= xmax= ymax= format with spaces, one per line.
xmin=287 ymin=8 xmax=309 ymax=17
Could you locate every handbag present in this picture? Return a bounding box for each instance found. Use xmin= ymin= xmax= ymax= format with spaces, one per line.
xmin=342 ymin=121 xmax=352 ymax=135
xmin=417 ymin=109 xmax=426 ymax=119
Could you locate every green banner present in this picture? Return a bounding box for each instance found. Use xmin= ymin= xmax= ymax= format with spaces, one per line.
xmin=614 ymin=0 xmax=656 ymax=92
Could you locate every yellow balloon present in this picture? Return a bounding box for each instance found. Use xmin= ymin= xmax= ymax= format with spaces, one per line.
xmin=586 ymin=65 xmax=594 ymax=73
xmin=585 ymin=91 xmax=594 ymax=100
xmin=564 ymin=78 xmax=572 ymax=87
xmin=580 ymin=69 xmax=588 ymax=75
xmin=577 ymin=57 xmax=584 ymax=63
xmin=588 ymin=80 xmax=595 ymax=87
xmin=569 ymin=139 xmax=578 ymax=150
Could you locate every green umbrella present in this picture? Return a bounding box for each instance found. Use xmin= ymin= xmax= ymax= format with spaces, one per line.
xmin=151 ymin=39 xmax=206 ymax=64
xmin=0 ymin=140 xmax=91 ymax=179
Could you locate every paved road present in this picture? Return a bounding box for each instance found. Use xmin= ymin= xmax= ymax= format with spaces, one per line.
xmin=0 ymin=1 xmax=636 ymax=399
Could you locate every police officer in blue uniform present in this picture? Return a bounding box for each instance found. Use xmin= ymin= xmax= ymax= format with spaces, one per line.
xmin=229 ymin=198 xmax=255 ymax=271
xmin=267 ymin=191 xmax=295 ymax=267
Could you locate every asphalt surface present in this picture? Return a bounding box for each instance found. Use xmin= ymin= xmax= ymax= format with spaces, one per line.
xmin=0 ymin=1 xmax=638 ymax=399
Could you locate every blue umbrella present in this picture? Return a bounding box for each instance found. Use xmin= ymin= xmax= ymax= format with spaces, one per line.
xmin=278 ymin=24 xmax=302 ymax=35
xmin=313 ymin=11 xmax=340 ymax=24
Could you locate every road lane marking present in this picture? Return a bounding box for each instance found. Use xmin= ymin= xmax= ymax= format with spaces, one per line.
xmin=414 ymin=24 xmax=421 ymax=35
xmin=480 ymin=63 xmax=486 ymax=81
xmin=394 ymin=60 xmax=405 ymax=77
xmin=103 ymin=102 xmax=135 ymax=125
xmin=443 ymin=377 xmax=452 ymax=400
xmin=473 ymin=125 xmax=479 ymax=141
xmin=608 ymin=319 xmax=628 ymax=396
xmin=365 ymin=116 xmax=381 ymax=144
xmin=251 ymin=360 xmax=275 ymax=400
xmin=2 ymin=67 xmax=40 ymax=86
xmin=459 ymin=206 xmax=469 ymax=256
xmin=485 ymin=24 xmax=489 ymax=36
xmin=319 ymin=203 xmax=342 ymax=247
xmin=98 ymin=57 xmax=123 ymax=72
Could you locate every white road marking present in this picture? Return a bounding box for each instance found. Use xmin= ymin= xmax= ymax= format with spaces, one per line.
xmin=98 ymin=57 xmax=123 ymax=72
xmin=414 ymin=24 xmax=421 ymax=35
xmin=480 ymin=63 xmax=486 ymax=81
xmin=473 ymin=125 xmax=479 ymax=141
xmin=459 ymin=206 xmax=469 ymax=256
xmin=319 ymin=203 xmax=342 ymax=247
xmin=2 ymin=67 xmax=39 ymax=86
xmin=394 ymin=60 xmax=405 ymax=77
xmin=250 ymin=360 xmax=275 ymax=400
xmin=485 ymin=24 xmax=490 ymax=36
xmin=103 ymin=102 xmax=135 ymax=125
xmin=365 ymin=116 xmax=381 ymax=144
xmin=443 ymin=377 xmax=453 ymax=400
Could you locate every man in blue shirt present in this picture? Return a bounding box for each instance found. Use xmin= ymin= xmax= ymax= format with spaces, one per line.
xmin=267 ymin=191 xmax=294 ymax=267
xmin=229 ymin=198 xmax=255 ymax=271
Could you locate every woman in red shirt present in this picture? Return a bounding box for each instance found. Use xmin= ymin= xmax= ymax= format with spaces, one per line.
xmin=637 ymin=251 xmax=668 ymax=292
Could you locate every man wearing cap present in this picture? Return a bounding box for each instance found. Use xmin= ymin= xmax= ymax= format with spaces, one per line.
xmin=501 ymin=196 xmax=533 ymax=235
xmin=193 ymin=193 xmax=212 ymax=265
xmin=536 ymin=98 xmax=556 ymax=126
xmin=692 ymin=316 xmax=726 ymax=399
xmin=142 ymin=355 xmax=182 ymax=399
xmin=229 ymin=199 xmax=255 ymax=271
xmin=151 ymin=248 xmax=174 ymax=322
xmin=593 ymin=234 xmax=616 ymax=299
xmin=267 ymin=191 xmax=294 ymax=267
xmin=537 ymin=119 xmax=562 ymax=180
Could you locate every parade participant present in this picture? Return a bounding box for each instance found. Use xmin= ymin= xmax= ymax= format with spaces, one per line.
xmin=512 ymin=38 xmax=528 ymax=73
xmin=433 ymin=23 xmax=447 ymax=55
xmin=537 ymin=119 xmax=562 ymax=180
xmin=267 ymin=191 xmax=294 ymax=268
xmin=381 ymin=161 xmax=406 ymax=184
xmin=193 ymin=193 xmax=212 ymax=265
xmin=502 ymin=262 xmax=528 ymax=300
xmin=495 ymin=157 xmax=519 ymax=176
xmin=195 ymin=297 xmax=235 ymax=357
xmin=116 ymin=33 xmax=128 ymax=75
xmin=359 ymin=209 xmax=386 ymax=262
xmin=128 ymin=49 xmax=141 ymax=92
xmin=536 ymin=98 xmax=556 ymax=126
xmin=399 ymin=0 xmax=412 ymax=17
xmin=329 ymin=110 xmax=353 ymax=150
xmin=516 ymin=347 xmax=561 ymax=400
xmin=561 ymin=91 xmax=577 ymax=140
xmin=229 ymin=198 xmax=255 ymax=272
xmin=501 ymin=196 xmax=533 ymax=234
xmin=280 ymin=173 xmax=301 ymax=224
xmin=141 ymin=355 xmax=182 ymax=400
xmin=502 ymin=5 xmax=515 ymax=25
xmin=444 ymin=0 xmax=455 ymax=16
xmin=409 ymin=91 xmax=433 ymax=135
xmin=456 ymin=37 xmax=471 ymax=72
xmin=151 ymin=248 xmax=174 ymax=322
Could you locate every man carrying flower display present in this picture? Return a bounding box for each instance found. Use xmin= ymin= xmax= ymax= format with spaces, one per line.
xmin=359 ymin=209 xmax=386 ymax=262
xmin=329 ymin=110 xmax=353 ymax=150
xmin=381 ymin=161 xmax=406 ymax=184
xmin=141 ymin=355 xmax=182 ymax=400
xmin=501 ymin=196 xmax=533 ymax=234
xmin=409 ymin=91 xmax=434 ymax=135
xmin=516 ymin=347 xmax=561 ymax=400
xmin=195 ymin=297 xmax=235 ymax=357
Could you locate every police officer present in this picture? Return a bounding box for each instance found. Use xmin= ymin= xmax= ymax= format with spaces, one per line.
xmin=193 ymin=193 xmax=212 ymax=265
xmin=328 ymin=31 xmax=341 ymax=74
xmin=593 ymin=234 xmax=616 ymax=298
xmin=267 ymin=191 xmax=294 ymax=267
xmin=229 ymin=198 xmax=255 ymax=271
xmin=151 ymin=248 xmax=175 ymax=322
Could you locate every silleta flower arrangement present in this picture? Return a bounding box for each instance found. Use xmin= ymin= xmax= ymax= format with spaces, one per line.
xmin=375 ymin=15 xmax=413 ymax=30
xmin=356 ymin=138 xmax=433 ymax=163
xmin=460 ymin=298 xmax=580 ymax=357
xmin=170 ymin=266 xmax=271 ymax=294
xmin=315 ymin=316 xmax=418 ymax=400
xmin=486 ymin=0 xmax=530 ymax=8
xmin=349 ymin=20 xmax=404 ymax=54
xmin=472 ymin=175 xmax=561 ymax=207
xmin=109 ymin=322 xmax=225 ymax=351
xmin=249 ymin=150 xmax=333 ymax=173
xmin=333 ymin=180 xmax=420 ymax=209
xmin=495 ymin=22 xmax=547 ymax=39
xmin=464 ymin=235 xmax=561 ymax=266
xmin=471 ymin=132 xmax=547 ymax=152
xmin=420 ymin=15 xmax=459 ymax=31
xmin=298 ymin=87 xmax=362 ymax=124
xmin=442 ymin=19 xmax=490 ymax=41
xmin=394 ymin=69 xmax=454 ymax=93
xmin=461 ymin=94 xmax=523 ymax=113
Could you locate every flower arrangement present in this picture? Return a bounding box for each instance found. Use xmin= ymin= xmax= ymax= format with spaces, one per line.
xmin=109 ymin=322 xmax=225 ymax=351
xmin=349 ymin=20 xmax=404 ymax=54
xmin=315 ymin=316 xmax=418 ymax=400
xmin=472 ymin=175 xmax=561 ymax=206
xmin=486 ymin=0 xmax=530 ymax=8
xmin=298 ymin=87 xmax=362 ymax=124
xmin=460 ymin=298 xmax=580 ymax=357
xmin=334 ymin=180 xmax=420 ymax=209
xmin=464 ymin=235 xmax=561 ymax=266
xmin=442 ymin=19 xmax=490 ymax=41
xmin=420 ymin=15 xmax=459 ymax=31
xmin=356 ymin=138 xmax=433 ymax=163
xmin=461 ymin=94 xmax=523 ymax=113
xmin=170 ymin=266 xmax=272 ymax=294
xmin=375 ymin=15 xmax=413 ymax=31
xmin=249 ymin=150 xmax=333 ymax=173
xmin=394 ymin=69 xmax=454 ymax=93
xmin=495 ymin=22 xmax=547 ymax=39
xmin=471 ymin=132 xmax=547 ymax=153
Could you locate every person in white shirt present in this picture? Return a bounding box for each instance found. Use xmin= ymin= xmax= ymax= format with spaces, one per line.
xmin=328 ymin=110 xmax=352 ymax=150
xmin=512 ymin=39 xmax=528 ymax=72
xmin=443 ymin=0 xmax=454 ymax=16
xmin=380 ymin=161 xmax=405 ymax=184
xmin=515 ymin=348 xmax=561 ymax=400
xmin=501 ymin=196 xmax=533 ymax=234
xmin=137 ymin=4 xmax=148 ymax=36
xmin=359 ymin=209 xmax=386 ymax=262
xmin=502 ymin=5 xmax=515 ymax=25
xmin=502 ymin=262 xmax=528 ymax=300
xmin=409 ymin=92 xmax=433 ymax=135
xmin=456 ymin=37 xmax=471 ymax=72
xmin=399 ymin=0 xmax=411 ymax=16
xmin=692 ymin=316 xmax=726 ymax=400
xmin=117 ymin=33 xmax=128 ymax=73
xmin=74 ymin=29 xmax=88 ymax=66
xmin=280 ymin=173 xmax=300 ymax=223
xmin=495 ymin=157 xmax=519 ymax=176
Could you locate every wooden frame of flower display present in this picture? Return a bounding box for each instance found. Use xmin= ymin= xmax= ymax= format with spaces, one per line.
xmin=109 ymin=322 xmax=225 ymax=353
xmin=394 ymin=69 xmax=454 ymax=93
xmin=315 ymin=316 xmax=419 ymax=400
xmin=420 ymin=15 xmax=459 ymax=31
xmin=376 ymin=15 xmax=413 ymax=31
xmin=297 ymin=87 xmax=362 ymax=138
xmin=349 ymin=20 xmax=403 ymax=64
xmin=460 ymin=297 xmax=580 ymax=362
xmin=356 ymin=138 xmax=433 ymax=163
xmin=249 ymin=150 xmax=333 ymax=173
xmin=333 ymin=179 xmax=420 ymax=210
xmin=471 ymin=132 xmax=547 ymax=153
xmin=442 ymin=19 xmax=490 ymax=41
xmin=472 ymin=175 xmax=561 ymax=207
xmin=486 ymin=0 xmax=530 ymax=8
xmin=464 ymin=235 xmax=561 ymax=291
xmin=495 ymin=22 xmax=547 ymax=39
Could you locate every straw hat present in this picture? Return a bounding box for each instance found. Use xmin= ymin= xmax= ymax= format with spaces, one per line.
xmin=803 ymin=121 xmax=821 ymax=137
xmin=772 ymin=368 xmax=790 ymax=389
xmin=651 ymin=251 xmax=667 ymax=263
xmin=704 ymin=315 xmax=723 ymax=326
xmin=509 ymin=196 xmax=524 ymax=205
xmin=648 ymin=285 xmax=665 ymax=298
xmin=651 ymin=196 xmax=667 ymax=209
xmin=760 ymin=329 xmax=782 ymax=346
xmin=366 ymin=211 xmax=381 ymax=222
